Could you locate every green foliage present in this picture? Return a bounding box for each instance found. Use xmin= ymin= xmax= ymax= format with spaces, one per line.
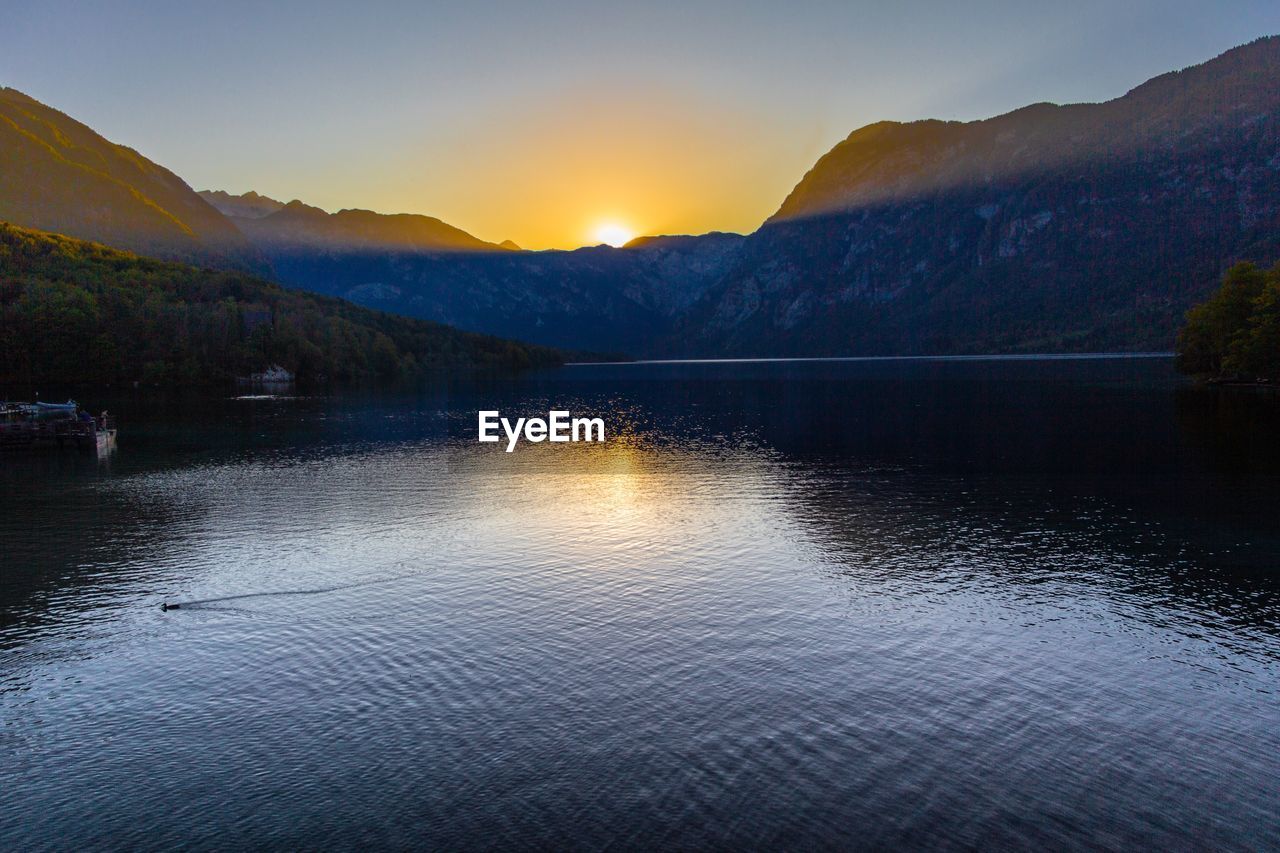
xmin=0 ymin=222 xmax=563 ymax=385
xmin=1176 ymin=262 xmax=1280 ymax=379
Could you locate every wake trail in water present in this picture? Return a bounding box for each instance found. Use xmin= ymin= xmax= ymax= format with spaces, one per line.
xmin=161 ymin=568 xmax=421 ymax=611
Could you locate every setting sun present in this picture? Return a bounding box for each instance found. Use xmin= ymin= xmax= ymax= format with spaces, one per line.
xmin=594 ymin=223 xmax=635 ymax=248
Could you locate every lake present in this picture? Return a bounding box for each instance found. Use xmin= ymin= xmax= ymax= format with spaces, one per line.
xmin=2 ymin=356 xmax=1279 ymax=849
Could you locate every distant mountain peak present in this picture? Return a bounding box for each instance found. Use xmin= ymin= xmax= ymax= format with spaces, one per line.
xmin=199 ymin=189 xmax=286 ymax=220
xmin=232 ymin=197 xmax=506 ymax=253
xmin=624 ymin=232 xmax=744 ymax=250
xmin=277 ymin=199 xmax=330 ymax=217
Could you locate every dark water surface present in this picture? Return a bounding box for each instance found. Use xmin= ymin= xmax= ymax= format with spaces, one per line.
xmin=2 ymin=357 xmax=1279 ymax=850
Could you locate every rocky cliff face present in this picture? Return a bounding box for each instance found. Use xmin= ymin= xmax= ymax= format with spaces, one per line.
xmin=0 ymin=88 xmax=259 ymax=268
xmin=674 ymin=36 xmax=1280 ymax=355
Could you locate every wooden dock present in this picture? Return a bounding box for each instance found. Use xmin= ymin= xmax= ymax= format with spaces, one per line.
xmin=0 ymin=408 xmax=116 ymax=453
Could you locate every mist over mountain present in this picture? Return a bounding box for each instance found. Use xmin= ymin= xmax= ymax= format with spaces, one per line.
xmin=0 ymin=88 xmax=259 ymax=269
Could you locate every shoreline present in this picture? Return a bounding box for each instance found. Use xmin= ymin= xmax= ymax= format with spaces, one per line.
xmin=1204 ymin=377 xmax=1280 ymax=389
xmin=568 ymin=352 xmax=1176 ymax=366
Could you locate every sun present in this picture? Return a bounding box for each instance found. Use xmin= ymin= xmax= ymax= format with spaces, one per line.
xmin=593 ymin=222 xmax=635 ymax=248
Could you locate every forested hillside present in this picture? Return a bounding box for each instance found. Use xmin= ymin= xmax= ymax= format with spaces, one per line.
xmin=1177 ymin=262 xmax=1280 ymax=380
xmin=0 ymin=222 xmax=563 ymax=385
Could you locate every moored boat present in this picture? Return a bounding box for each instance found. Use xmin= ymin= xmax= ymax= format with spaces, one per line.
xmin=0 ymin=403 xmax=115 ymax=453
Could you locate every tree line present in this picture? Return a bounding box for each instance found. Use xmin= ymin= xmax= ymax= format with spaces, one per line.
xmin=1177 ymin=262 xmax=1280 ymax=381
xmin=0 ymin=222 xmax=564 ymax=386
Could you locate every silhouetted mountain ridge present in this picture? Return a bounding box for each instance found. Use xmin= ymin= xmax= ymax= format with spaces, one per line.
xmin=206 ymin=190 xmax=510 ymax=254
xmin=199 ymin=189 xmax=285 ymax=219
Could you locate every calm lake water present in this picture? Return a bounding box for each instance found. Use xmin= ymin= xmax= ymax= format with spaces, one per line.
xmin=2 ymin=357 xmax=1279 ymax=850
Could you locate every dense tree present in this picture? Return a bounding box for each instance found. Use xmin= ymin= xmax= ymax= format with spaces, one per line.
xmin=1177 ymin=262 xmax=1280 ymax=380
xmin=0 ymin=222 xmax=564 ymax=386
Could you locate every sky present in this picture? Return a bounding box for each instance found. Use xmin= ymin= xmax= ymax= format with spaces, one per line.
xmin=3 ymin=1 xmax=1279 ymax=249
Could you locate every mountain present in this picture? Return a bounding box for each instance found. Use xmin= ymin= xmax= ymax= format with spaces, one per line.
xmin=199 ymin=189 xmax=285 ymax=219
xmin=259 ymin=231 xmax=745 ymax=353
xmin=674 ymin=36 xmax=1280 ymax=356
xmin=6 ymin=37 xmax=1279 ymax=359
xmin=0 ymin=88 xmax=259 ymax=268
xmin=0 ymin=222 xmax=565 ymax=385
xmin=221 ymin=37 xmax=1280 ymax=357
xmin=207 ymin=193 xmax=510 ymax=253
xmin=0 ymin=87 xmax=503 ymax=271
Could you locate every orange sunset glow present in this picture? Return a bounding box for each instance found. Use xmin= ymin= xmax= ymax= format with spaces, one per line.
xmin=269 ymin=88 xmax=817 ymax=250
xmin=593 ymin=223 xmax=635 ymax=248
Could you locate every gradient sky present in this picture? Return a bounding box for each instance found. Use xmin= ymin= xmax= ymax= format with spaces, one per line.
xmin=3 ymin=1 xmax=1279 ymax=249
